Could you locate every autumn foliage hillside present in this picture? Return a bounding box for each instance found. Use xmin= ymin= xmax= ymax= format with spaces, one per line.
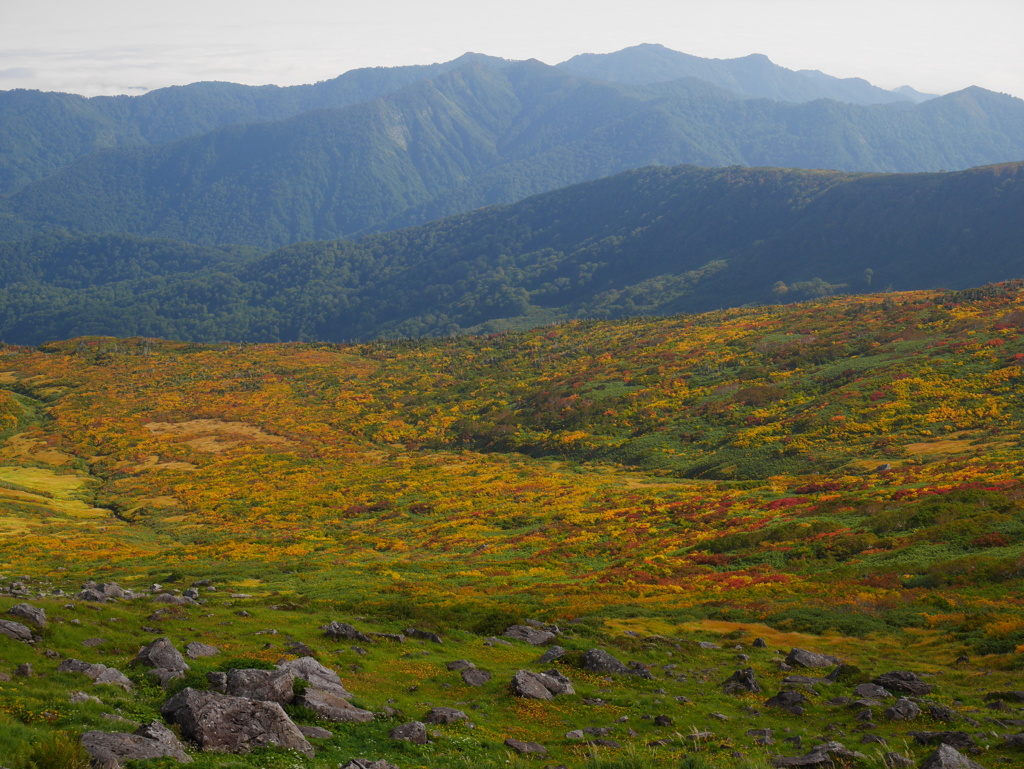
xmin=1 ymin=286 xmax=1024 ymax=649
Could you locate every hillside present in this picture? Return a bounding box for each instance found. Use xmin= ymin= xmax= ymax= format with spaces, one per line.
xmin=4 ymin=62 xmax=1024 ymax=248
xmin=3 ymin=162 xmax=1024 ymax=346
xmin=3 ymin=288 xmax=1024 ymax=766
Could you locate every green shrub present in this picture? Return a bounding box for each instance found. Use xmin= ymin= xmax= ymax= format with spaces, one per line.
xmin=15 ymin=732 xmax=89 ymax=769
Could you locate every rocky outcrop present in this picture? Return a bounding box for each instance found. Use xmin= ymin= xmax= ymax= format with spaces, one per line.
xmin=765 ymin=690 xmax=810 ymax=715
xmin=296 ymin=688 xmax=374 ymax=723
xmin=462 ymin=668 xmax=492 ymax=686
xmin=503 ymin=624 xmax=556 ymax=645
xmin=7 ymin=603 xmax=46 ymax=627
xmin=226 ymin=668 xmax=295 ymax=705
xmin=785 ymin=648 xmax=841 ymax=669
xmin=404 ymin=628 xmax=442 ymax=643
xmin=160 ymin=687 xmax=314 ymax=756
xmin=81 ymin=721 xmax=191 ymax=768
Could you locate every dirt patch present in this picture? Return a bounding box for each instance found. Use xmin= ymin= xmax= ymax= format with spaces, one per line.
xmin=144 ymin=419 xmax=294 ymax=454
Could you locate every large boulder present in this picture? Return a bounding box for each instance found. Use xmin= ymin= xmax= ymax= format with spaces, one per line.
xmin=785 ymin=648 xmax=841 ymax=669
xmin=7 ymin=603 xmax=46 ymax=628
xmin=510 ymin=669 xmax=575 ymax=700
xmin=504 ymin=738 xmax=547 ymax=755
xmin=160 ymin=687 xmax=314 ymax=757
xmin=581 ymin=648 xmax=631 ymax=675
xmin=277 ymin=656 xmax=353 ymax=699
xmin=853 ymin=683 xmax=893 ymax=700
xmin=919 ymin=744 xmax=986 ymax=769
xmin=0 ymin=619 xmax=34 ymax=643
xmin=81 ymin=721 xmax=191 ymax=768
xmin=910 ymin=732 xmax=976 ymax=751
xmin=226 ymin=668 xmax=295 ymax=705
xmin=885 ymin=698 xmax=920 ymax=721
xmin=389 ymin=721 xmax=428 ymax=744
xmin=296 ymin=688 xmax=373 ymax=723
xmin=462 ymin=668 xmax=492 ymax=686
xmin=504 ymin=624 xmax=556 ymax=645
xmin=873 ymin=671 xmax=933 ymax=696
xmin=133 ymin=637 xmax=189 ymax=674
xmin=765 ymin=690 xmax=810 ymax=715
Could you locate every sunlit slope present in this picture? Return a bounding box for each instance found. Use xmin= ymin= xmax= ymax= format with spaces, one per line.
xmin=1 ymin=287 xmax=1024 ymax=648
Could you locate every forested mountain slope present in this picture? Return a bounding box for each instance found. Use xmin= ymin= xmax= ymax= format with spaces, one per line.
xmin=2 ymin=162 xmax=1023 ymax=345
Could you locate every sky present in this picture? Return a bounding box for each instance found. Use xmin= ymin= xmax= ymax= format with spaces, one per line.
xmin=2 ymin=0 xmax=1022 ymax=100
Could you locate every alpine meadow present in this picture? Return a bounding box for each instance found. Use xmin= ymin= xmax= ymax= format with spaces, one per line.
xmin=2 ymin=42 xmax=1024 ymax=769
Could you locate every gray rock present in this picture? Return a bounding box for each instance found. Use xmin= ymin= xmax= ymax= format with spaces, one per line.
xmin=0 ymin=619 xmax=34 ymax=643
xmin=886 ymin=697 xmax=920 ymax=721
xmin=504 ymin=624 xmax=556 ymax=645
xmin=277 ymin=656 xmax=353 ymax=699
xmin=538 ymin=645 xmax=566 ymax=664
xmin=57 ymin=658 xmax=133 ymax=691
xmin=389 ymin=721 xmax=428 ymax=744
xmin=446 ymin=659 xmax=475 ymax=671
xmin=296 ymin=688 xmax=373 ymax=723
xmin=769 ymin=740 xmax=866 ymax=768
xmin=160 ymin=687 xmax=314 ymax=756
xmin=7 ymin=603 xmax=46 ymax=627
xmin=919 ymin=744 xmax=986 ymax=769
xmin=340 ymin=760 xmax=399 ymax=769
xmin=504 ymin=737 xmax=547 ymax=755
xmin=883 ymin=752 xmax=915 ymax=768
xmin=206 ymin=671 xmax=228 ymax=692
xmin=581 ymin=648 xmax=630 ymax=675
xmin=723 ymin=667 xmax=761 ymax=694
xmin=510 ymin=669 xmax=574 ymax=699
xmin=185 ymin=641 xmax=219 ymax=659
xmin=321 ymin=621 xmax=372 ymax=643
xmin=298 ymin=725 xmax=333 ymax=739
xmin=82 ymin=638 xmax=107 ymax=647
xmin=183 ymin=588 xmax=200 ymax=600
xmin=873 ymin=671 xmax=933 ymax=696
xmin=698 ymin=641 xmax=720 ymax=649
xmin=404 ymin=627 xmax=442 ymax=644
xmin=462 ymin=668 xmax=491 ymax=686
xmin=566 ymin=729 xmax=585 ymax=740
xmin=226 ymin=668 xmax=295 ymax=705
xmin=70 ymin=691 xmax=102 ymax=704
xmin=910 ymin=732 xmax=976 ymax=751
xmin=424 ymin=706 xmax=468 ymax=724
xmin=785 ymin=648 xmax=841 ymax=669
xmin=853 ymin=683 xmax=893 ymax=699
xmin=132 ymin=637 xmax=189 ymax=673
xmin=81 ymin=721 xmax=192 ymax=768
xmin=765 ymin=690 xmax=810 ymax=715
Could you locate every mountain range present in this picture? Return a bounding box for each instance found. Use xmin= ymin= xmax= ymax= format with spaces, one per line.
xmin=1 ymin=45 xmax=1023 ymax=345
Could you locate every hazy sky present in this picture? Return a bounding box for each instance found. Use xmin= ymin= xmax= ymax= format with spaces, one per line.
xmin=3 ymin=0 xmax=1022 ymax=99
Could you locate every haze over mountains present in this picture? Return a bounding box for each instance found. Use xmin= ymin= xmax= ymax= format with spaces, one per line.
xmin=1 ymin=44 xmax=1023 ymax=345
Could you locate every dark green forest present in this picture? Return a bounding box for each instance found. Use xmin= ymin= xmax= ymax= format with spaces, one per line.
xmin=2 ymin=162 xmax=1023 ymax=346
